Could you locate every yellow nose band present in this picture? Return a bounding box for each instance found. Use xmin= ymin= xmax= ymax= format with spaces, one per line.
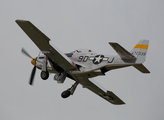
xmin=31 ymin=57 xmax=37 ymax=66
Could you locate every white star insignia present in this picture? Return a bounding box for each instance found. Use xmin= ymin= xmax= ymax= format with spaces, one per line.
xmin=94 ymin=55 xmax=103 ymax=63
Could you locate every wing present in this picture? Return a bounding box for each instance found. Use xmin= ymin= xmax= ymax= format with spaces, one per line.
xmin=109 ymin=42 xmax=136 ymax=62
xmin=77 ymin=77 xmax=125 ymax=105
xmin=16 ymin=20 xmax=75 ymax=71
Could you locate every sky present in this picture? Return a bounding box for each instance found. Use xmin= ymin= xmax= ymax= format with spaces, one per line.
xmin=0 ymin=0 xmax=164 ymax=120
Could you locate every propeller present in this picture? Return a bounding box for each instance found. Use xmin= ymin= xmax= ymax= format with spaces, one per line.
xmin=29 ymin=66 xmax=36 ymax=85
xmin=21 ymin=48 xmax=37 ymax=85
xmin=21 ymin=48 xmax=33 ymax=59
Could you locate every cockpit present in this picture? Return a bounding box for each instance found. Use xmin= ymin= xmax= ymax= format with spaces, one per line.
xmin=65 ymin=49 xmax=96 ymax=57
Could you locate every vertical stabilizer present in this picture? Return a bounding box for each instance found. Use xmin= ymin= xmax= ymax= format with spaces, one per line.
xmin=131 ymin=40 xmax=149 ymax=64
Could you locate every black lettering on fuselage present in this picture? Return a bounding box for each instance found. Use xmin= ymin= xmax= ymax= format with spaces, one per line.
xmin=78 ymin=56 xmax=89 ymax=62
xmin=83 ymin=56 xmax=89 ymax=62
xmin=131 ymin=52 xmax=146 ymax=56
xmin=108 ymin=57 xmax=114 ymax=63
xmin=78 ymin=56 xmax=83 ymax=62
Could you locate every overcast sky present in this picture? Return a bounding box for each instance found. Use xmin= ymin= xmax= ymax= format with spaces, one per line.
xmin=1 ymin=0 xmax=164 ymax=120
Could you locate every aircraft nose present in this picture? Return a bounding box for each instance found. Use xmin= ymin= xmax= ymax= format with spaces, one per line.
xmin=31 ymin=57 xmax=37 ymax=66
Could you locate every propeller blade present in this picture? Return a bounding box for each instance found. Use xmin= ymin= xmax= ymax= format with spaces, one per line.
xmin=21 ymin=48 xmax=33 ymax=59
xmin=29 ymin=66 xmax=36 ymax=85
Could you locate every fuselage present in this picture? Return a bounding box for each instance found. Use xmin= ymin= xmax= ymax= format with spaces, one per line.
xmin=65 ymin=49 xmax=133 ymax=75
xmin=34 ymin=49 xmax=134 ymax=79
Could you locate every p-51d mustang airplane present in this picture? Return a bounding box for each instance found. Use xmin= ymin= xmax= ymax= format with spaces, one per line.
xmin=16 ymin=20 xmax=150 ymax=105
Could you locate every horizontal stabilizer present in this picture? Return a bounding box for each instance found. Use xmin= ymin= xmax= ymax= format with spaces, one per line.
xmin=133 ymin=64 xmax=150 ymax=73
xmin=109 ymin=42 xmax=136 ymax=62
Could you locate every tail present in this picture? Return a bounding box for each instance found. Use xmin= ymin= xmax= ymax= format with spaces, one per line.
xmin=131 ymin=40 xmax=150 ymax=73
xmin=109 ymin=40 xmax=150 ymax=73
xmin=131 ymin=40 xmax=149 ymax=64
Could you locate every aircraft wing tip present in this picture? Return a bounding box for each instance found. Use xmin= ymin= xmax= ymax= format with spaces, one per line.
xmin=15 ymin=19 xmax=29 ymax=23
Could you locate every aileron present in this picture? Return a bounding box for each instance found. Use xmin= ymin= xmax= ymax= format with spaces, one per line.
xmin=16 ymin=20 xmax=50 ymax=50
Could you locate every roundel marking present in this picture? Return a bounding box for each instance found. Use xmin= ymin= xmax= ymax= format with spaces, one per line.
xmin=93 ymin=55 xmax=104 ymax=65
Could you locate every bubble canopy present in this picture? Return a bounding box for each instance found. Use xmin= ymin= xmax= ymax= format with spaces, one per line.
xmin=65 ymin=49 xmax=96 ymax=57
xmin=71 ymin=49 xmax=96 ymax=54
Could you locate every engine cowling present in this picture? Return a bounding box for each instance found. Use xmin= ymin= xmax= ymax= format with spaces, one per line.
xmin=54 ymin=71 xmax=67 ymax=83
